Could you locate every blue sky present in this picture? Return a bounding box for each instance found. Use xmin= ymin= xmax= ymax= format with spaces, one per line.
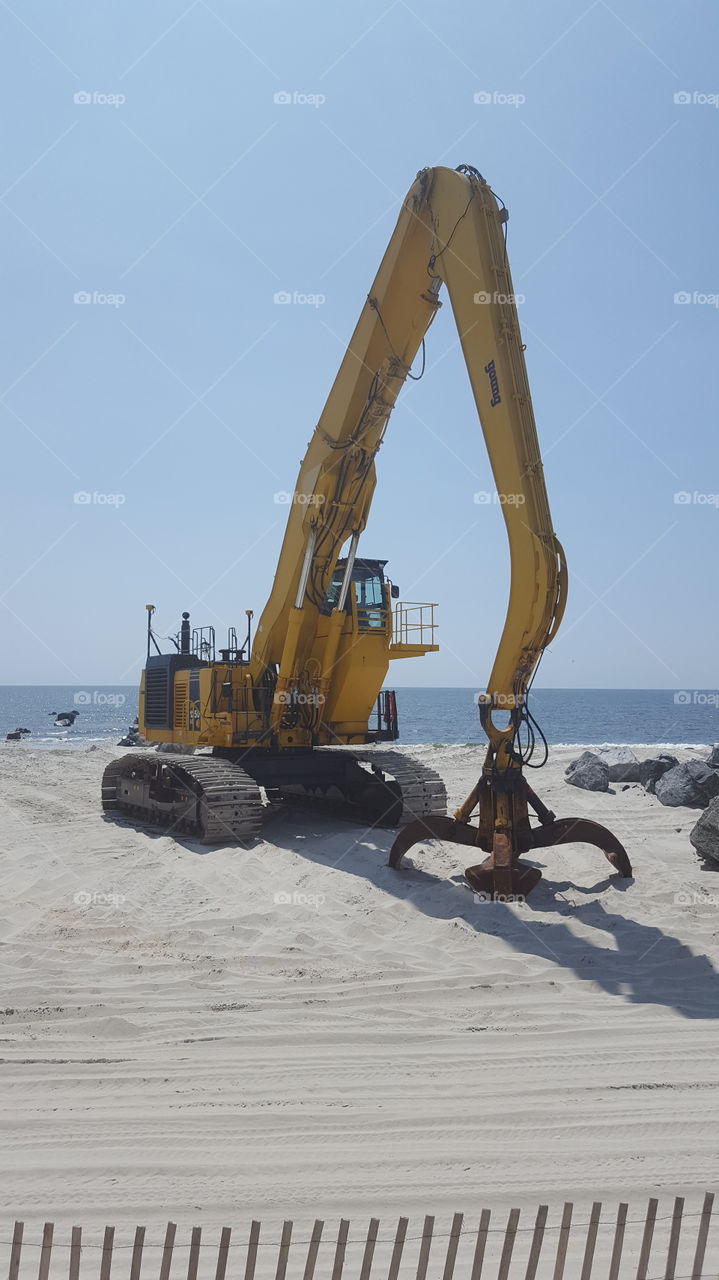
xmin=0 ymin=0 xmax=717 ymax=690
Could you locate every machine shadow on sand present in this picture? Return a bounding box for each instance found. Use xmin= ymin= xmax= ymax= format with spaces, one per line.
xmin=262 ymin=808 xmax=719 ymax=1022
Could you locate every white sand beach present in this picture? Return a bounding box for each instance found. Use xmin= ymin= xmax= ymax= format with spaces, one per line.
xmin=1 ymin=742 xmax=717 ymax=1263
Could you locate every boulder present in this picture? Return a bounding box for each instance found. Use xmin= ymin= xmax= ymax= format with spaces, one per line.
xmin=596 ymin=745 xmax=641 ymax=782
xmin=565 ymin=751 xmax=610 ymax=792
xmin=690 ymin=797 xmax=719 ymax=865
xmin=155 ymin=742 xmax=196 ymax=755
xmin=639 ymin=753 xmax=679 ymax=793
xmin=706 ymin=744 xmax=719 ymax=769
xmin=654 ymin=761 xmax=719 ymax=809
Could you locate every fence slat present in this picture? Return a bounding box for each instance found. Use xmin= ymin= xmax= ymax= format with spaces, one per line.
xmin=579 ymin=1202 xmax=601 ymax=1280
xmin=439 ymin=1213 xmax=462 ymax=1280
xmin=273 ymin=1222 xmax=293 ymax=1280
xmin=469 ymin=1209 xmax=490 ymax=1280
xmin=8 ymin=1222 xmax=24 ymax=1280
xmin=244 ymin=1223 xmax=260 ymax=1280
xmin=159 ymin=1224 xmax=177 ymax=1280
xmin=129 ymin=1227 xmax=145 ymax=1280
xmin=214 ymin=1228 xmax=232 ymax=1280
xmin=330 ymin=1220 xmax=350 ymax=1280
xmin=37 ymin=1223 xmax=53 ymax=1280
xmin=187 ymin=1228 xmax=201 ymax=1280
xmin=524 ymin=1205 xmax=548 ymax=1280
xmin=690 ymin=1191 xmax=714 ymax=1279
xmin=387 ymin=1219 xmax=409 ymax=1280
xmin=358 ymin=1219 xmax=379 ymax=1280
xmin=497 ymin=1209 xmax=520 ymax=1280
xmin=69 ymin=1228 xmax=82 ymax=1280
xmin=414 ymin=1216 xmax=434 ymax=1280
xmin=99 ymin=1228 xmax=114 ymax=1280
xmin=635 ymin=1198 xmax=658 ymax=1280
xmin=664 ymin=1197 xmax=684 ymax=1280
xmin=301 ymin=1220 xmax=324 ymax=1280
xmin=608 ymin=1203 xmax=628 ymax=1280
xmin=552 ymin=1203 xmax=573 ymax=1280
xmin=3 ymin=1193 xmax=712 ymax=1280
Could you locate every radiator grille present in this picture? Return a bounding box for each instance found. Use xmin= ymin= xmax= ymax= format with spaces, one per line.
xmin=144 ymin=667 xmax=169 ymax=727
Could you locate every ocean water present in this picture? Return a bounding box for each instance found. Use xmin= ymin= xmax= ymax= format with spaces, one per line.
xmin=0 ymin=686 xmax=716 ymax=750
xmin=0 ymin=687 xmax=139 ymax=748
xmin=393 ymin=687 xmax=718 ymax=747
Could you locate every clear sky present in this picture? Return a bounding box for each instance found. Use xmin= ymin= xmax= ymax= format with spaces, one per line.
xmin=1 ymin=0 xmax=717 ymax=690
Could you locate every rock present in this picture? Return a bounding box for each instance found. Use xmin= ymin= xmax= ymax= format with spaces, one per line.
xmin=155 ymin=742 xmax=196 ymax=755
xmin=639 ymin=754 xmax=679 ymax=793
xmin=655 ymin=762 xmax=719 ymax=809
xmin=565 ymin=751 xmax=609 ymax=792
xmin=595 ymin=745 xmax=642 ymax=782
xmin=690 ymin=797 xmax=719 ymax=864
xmin=706 ymin=744 xmax=719 ymax=769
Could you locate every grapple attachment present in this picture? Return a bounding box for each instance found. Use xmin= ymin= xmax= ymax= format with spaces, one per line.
xmin=389 ymin=779 xmax=632 ymax=901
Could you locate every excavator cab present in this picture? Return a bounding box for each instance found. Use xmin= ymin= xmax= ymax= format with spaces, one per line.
xmin=322 ymin=557 xmax=390 ymax=629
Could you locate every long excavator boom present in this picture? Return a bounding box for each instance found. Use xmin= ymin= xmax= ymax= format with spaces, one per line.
xmin=251 ymin=161 xmax=628 ymax=898
xmin=253 ymin=165 xmax=567 ymax=726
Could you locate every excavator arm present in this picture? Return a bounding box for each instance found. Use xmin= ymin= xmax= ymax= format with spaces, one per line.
xmin=253 ymin=166 xmax=566 ymax=721
xmin=253 ymin=164 xmax=630 ymax=895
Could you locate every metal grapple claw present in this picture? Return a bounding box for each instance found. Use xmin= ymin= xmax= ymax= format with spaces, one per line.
xmin=389 ymin=809 xmax=632 ymax=901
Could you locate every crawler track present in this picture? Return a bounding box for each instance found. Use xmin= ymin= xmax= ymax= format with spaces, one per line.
xmin=102 ymin=747 xmax=446 ymax=843
xmin=101 ymin=753 xmax=263 ymax=843
xmin=344 ymin=748 xmax=448 ymax=826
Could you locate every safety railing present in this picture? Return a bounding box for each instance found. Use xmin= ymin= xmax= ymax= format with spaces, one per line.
xmin=392 ymin=602 xmax=438 ymax=648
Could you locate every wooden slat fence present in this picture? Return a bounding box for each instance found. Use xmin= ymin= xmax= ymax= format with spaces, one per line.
xmin=4 ymin=1191 xmax=717 ymax=1280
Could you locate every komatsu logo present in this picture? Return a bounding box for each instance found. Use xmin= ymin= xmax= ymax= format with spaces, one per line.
xmin=484 ymin=359 xmax=501 ymax=406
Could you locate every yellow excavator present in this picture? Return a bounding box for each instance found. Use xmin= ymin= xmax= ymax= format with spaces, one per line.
xmin=102 ymin=164 xmax=631 ymax=898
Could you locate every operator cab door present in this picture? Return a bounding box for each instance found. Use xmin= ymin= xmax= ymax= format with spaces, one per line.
xmin=321 ymin=557 xmax=390 ymax=632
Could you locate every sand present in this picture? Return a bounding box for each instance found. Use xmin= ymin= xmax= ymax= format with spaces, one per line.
xmin=1 ymin=741 xmax=718 ymax=1262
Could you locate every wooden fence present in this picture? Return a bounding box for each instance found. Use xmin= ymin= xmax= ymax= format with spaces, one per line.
xmin=5 ymin=1192 xmax=717 ymax=1280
